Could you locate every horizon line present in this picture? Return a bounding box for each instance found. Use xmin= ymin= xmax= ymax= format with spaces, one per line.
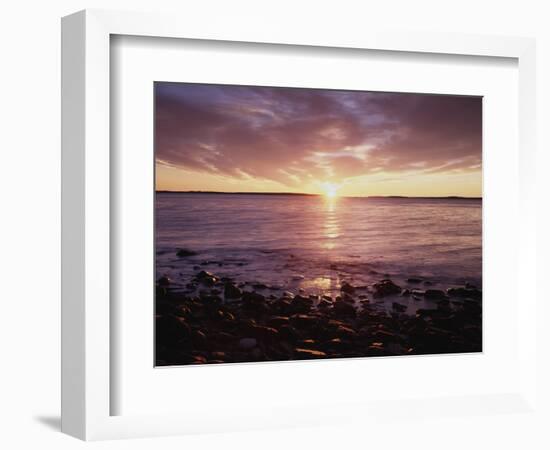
xmin=156 ymin=190 xmax=482 ymax=199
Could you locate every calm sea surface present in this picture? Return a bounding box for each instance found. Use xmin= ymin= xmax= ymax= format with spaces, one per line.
xmin=156 ymin=193 xmax=482 ymax=311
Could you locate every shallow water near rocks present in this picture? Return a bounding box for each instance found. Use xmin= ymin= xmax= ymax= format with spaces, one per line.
xmin=156 ymin=193 xmax=481 ymax=314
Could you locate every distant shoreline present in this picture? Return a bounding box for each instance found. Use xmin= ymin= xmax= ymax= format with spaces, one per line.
xmin=156 ymin=190 xmax=481 ymax=200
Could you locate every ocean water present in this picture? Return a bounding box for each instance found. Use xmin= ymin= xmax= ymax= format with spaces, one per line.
xmin=155 ymin=193 xmax=482 ymax=311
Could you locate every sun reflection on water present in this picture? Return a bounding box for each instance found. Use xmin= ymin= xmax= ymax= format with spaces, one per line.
xmin=322 ymin=196 xmax=340 ymax=250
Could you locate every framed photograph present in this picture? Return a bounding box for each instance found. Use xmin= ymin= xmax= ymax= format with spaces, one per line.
xmin=153 ymin=82 xmax=483 ymax=367
xmin=62 ymin=9 xmax=538 ymax=441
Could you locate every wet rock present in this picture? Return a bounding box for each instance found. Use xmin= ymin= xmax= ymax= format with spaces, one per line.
xmin=298 ymin=339 xmax=317 ymax=348
xmin=239 ymin=337 xmax=257 ymax=350
xmin=332 ymin=300 xmax=357 ymax=318
xmin=272 ymin=298 xmax=293 ymax=315
xmin=462 ymin=299 xmax=482 ymax=315
xmin=373 ymin=329 xmax=400 ymax=342
xmin=437 ymin=299 xmax=451 ymax=310
xmin=176 ymin=248 xmax=197 ymax=257
xmin=196 ymin=270 xmax=219 ymax=286
xmin=368 ymin=342 xmax=387 ymax=355
xmin=290 ymin=295 xmax=313 ymax=314
xmin=424 ymin=289 xmax=447 ymax=300
xmin=327 ymin=319 xmax=349 ymax=328
xmin=196 ymin=270 xmax=213 ymax=279
xmin=294 ymin=348 xmax=327 ymax=359
xmin=253 ymin=282 xmax=268 ymax=289
xmin=416 ymin=308 xmax=438 ymax=318
xmin=407 ymin=278 xmax=422 ymax=284
xmin=290 ymin=314 xmax=319 ymax=329
xmin=224 ymin=283 xmax=242 ymax=299
xmin=192 ymin=355 xmax=207 ymax=364
xmin=342 ymin=293 xmax=355 ymax=304
xmin=401 ymin=289 xmax=411 ymax=296
xmin=210 ymin=331 xmax=236 ymax=345
xmin=318 ymin=299 xmax=332 ymax=308
xmin=340 ymin=282 xmax=355 ymax=294
xmin=156 ymin=315 xmax=191 ymax=346
xmin=267 ymin=315 xmax=290 ymax=328
xmin=293 ymin=295 xmax=313 ymax=305
xmin=157 ymin=276 xmax=171 ymax=287
xmin=335 ymin=325 xmax=357 ymax=339
xmin=327 ymin=338 xmax=352 ymax=350
xmin=372 ymin=279 xmax=401 ymax=298
xmin=191 ymin=329 xmax=207 ymax=347
xmin=249 ymin=325 xmax=279 ymax=342
xmin=199 ymin=291 xmax=222 ymax=304
xmin=242 ymin=291 xmax=266 ymax=306
xmin=447 ymin=286 xmax=482 ymax=300
xmin=278 ymin=325 xmax=298 ymax=342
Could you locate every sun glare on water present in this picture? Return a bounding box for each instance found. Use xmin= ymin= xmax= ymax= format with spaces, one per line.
xmin=321 ymin=182 xmax=340 ymax=199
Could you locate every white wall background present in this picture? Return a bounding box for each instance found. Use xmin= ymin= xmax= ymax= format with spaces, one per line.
xmin=0 ymin=1 xmax=548 ymax=448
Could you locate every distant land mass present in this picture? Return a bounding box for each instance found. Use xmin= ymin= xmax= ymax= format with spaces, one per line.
xmin=156 ymin=190 xmax=481 ymax=200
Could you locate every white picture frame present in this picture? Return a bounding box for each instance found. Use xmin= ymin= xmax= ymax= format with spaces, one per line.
xmin=61 ymin=9 xmax=538 ymax=441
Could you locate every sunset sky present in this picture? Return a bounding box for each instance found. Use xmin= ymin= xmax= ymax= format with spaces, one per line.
xmin=155 ymin=83 xmax=482 ymax=197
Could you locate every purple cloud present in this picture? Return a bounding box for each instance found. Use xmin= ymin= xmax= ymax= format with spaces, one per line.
xmin=155 ymin=83 xmax=481 ymax=188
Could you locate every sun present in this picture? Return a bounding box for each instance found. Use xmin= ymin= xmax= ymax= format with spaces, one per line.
xmin=321 ymin=182 xmax=340 ymax=199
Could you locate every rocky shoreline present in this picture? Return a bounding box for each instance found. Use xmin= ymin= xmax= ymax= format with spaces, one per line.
xmin=155 ymin=269 xmax=482 ymax=366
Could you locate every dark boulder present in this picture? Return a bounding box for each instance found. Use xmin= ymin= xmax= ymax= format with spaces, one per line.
xmin=267 ymin=315 xmax=290 ymax=328
xmin=447 ymin=286 xmax=482 ymax=300
xmin=332 ymin=300 xmax=357 ymax=318
xmin=289 ymin=295 xmax=313 ymax=314
xmin=242 ymin=291 xmax=266 ymax=306
xmin=224 ymin=283 xmax=242 ymax=299
xmin=424 ymin=289 xmax=447 ymax=300
xmin=335 ymin=325 xmax=357 ymax=339
xmin=372 ymin=279 xmax=401 ymax=298
xmin=238 ymin=337 xmax=257 ymax=350
xmin=196 ymin=270 xmax=219 ymax=286
xmin=340 ymin=282 xmax=355 ymax=294
xmin=290 ymin=314 xmax=319 ymax=329
xmin=249 ymin=325 xmax=279 ymax=342
xmin=156 ymin=315 xmax=191 ymax=346
xmin=406 ymin=278 xmax=423 ymax=284
xmin=157 ymin=276 xmax=171 ymax=287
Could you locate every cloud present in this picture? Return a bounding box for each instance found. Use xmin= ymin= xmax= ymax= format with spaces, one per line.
xmin=155 ymin=83 xmax=481 ymax=188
